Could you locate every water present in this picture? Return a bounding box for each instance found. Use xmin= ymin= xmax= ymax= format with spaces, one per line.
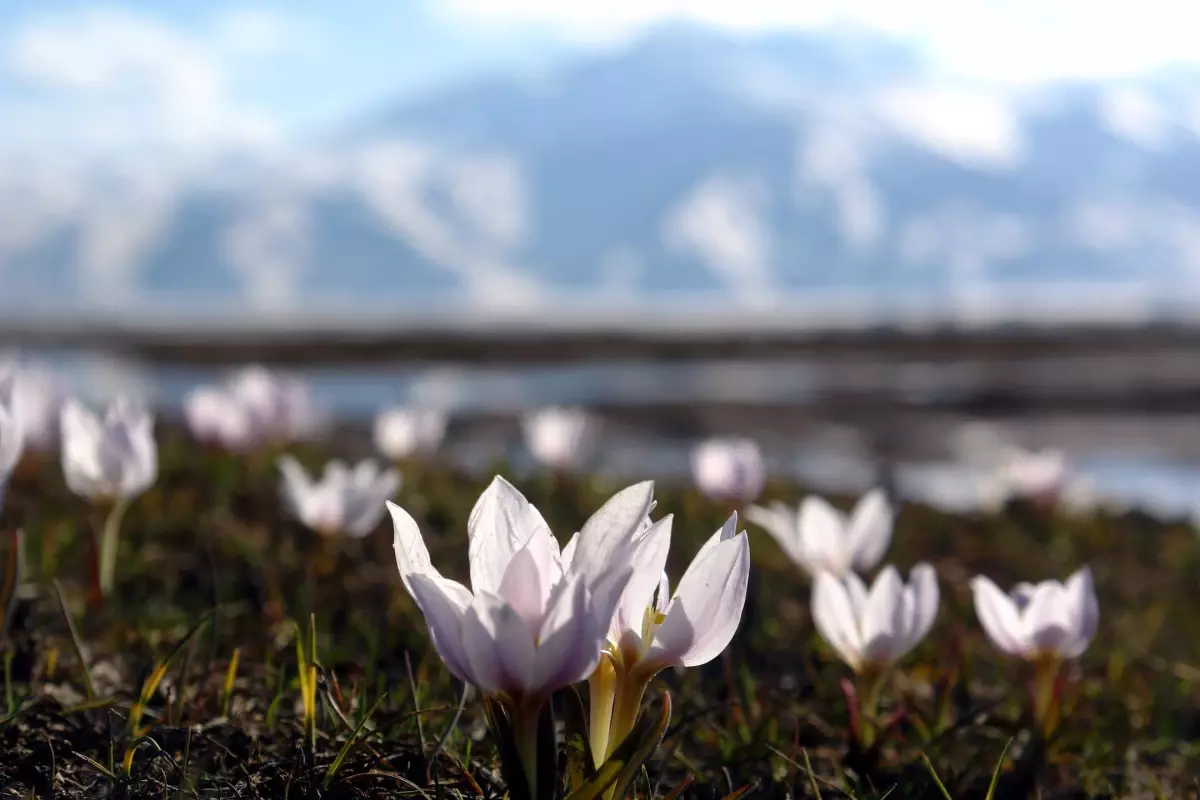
xmin=26 ymin=348 xmax=1200 ymax=525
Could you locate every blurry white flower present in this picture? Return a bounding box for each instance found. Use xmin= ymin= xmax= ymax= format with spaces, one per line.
xmin=894 ymin=462 xmax=1007 ymax=515
xmin=0 ymin=372 xmax=25 ymax=510
xmin=521 ymin=406 xmax=596 ymax=470
xmin=278 ymin=456 xmax=400 ymax=537
xmin=971 ymin=566 xmax=1098 ymax=661
xmin=3 ymin=364 xmax=64 ymax=452
xmin=690 ymin=438 xmax=765 ymax=503
xmin=389 ymin=476 xmax=649 ymax=701
xmin=184 ymin=386 xmax=258 ymax=451
xmin=60 ymin=398 xmax=157 ymax=501
xmin=812 ymin=564 xmax=939 ymax=672
xmin=996 ymin=446 xmax=1071 ymax=503
xmin=746 ymin=489 xmax=892 ymax=578
xmin=373 ymin=407 xmax=448 ymax=459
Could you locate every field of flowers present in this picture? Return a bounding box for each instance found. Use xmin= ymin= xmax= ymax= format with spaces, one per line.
xmin=0 ymin=363 xmax=1198 ymax=799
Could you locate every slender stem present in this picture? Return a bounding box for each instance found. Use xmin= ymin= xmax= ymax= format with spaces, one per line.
xmin=588 ymin=658 xmax=617 ymax=768
xmin=856 ymin=667 xmax=887 ymax=749
xmin=97 ymin=497 xmax=130 ymax=600
xmin=512 ymin=701 xmax=542 ymax=800
xmin=1032 ymin=655 xmax=1062 ymax=738
xmin=606 ymin=670 xmax=652 ymax=762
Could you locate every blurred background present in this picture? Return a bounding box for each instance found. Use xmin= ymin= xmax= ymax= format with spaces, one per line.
xmin=3 ymin=0 xmax=1200 ymax=518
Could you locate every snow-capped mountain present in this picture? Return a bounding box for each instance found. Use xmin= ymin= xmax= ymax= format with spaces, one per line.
xmin=4 ymin=22 xmax=1200 ymax=319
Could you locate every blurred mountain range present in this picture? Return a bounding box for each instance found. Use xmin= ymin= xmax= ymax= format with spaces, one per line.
xmin=5 ymin=22 xmax=1200 ymax=318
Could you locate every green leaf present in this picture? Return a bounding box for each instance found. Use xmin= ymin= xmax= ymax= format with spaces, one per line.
xmin=562 ymin=684 xmax=597 ymax=791
xmin=565 ymin=689 xmax=671 ymax=800
xmin=484 ymin=697 xmax=532 ymax=800
xmin=323 ymin=691 xmax=387 ymax=788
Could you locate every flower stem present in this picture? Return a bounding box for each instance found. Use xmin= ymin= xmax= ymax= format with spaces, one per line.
xmin=97 ymin=497 xmax=130 ymax=600
xmin=512 ymin=701 xmax=542 ymax=800
xmin=588 ymin=657 xmax=617 ymax=768
xmin=1031 ymin=654 xmax=1062 ymax=739
xmin=856 ymin=667 xmax=887 ymax=749
xmin=605 ymin=669 xmax=652 ymax=764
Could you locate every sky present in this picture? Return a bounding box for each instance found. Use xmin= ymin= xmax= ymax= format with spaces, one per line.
xmin=0 ymin=0 xmax=1198 ymax=157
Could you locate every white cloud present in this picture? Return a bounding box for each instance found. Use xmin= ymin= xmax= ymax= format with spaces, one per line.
xmin=3 ymin=8 xmax=287 ymax=154
xmin=223 ymin=198 xmax=310 ymax=310
xmin=662 ymin=173 xmax=774 ymax=297
xmin=897 ymin=203 xmax=1032 ymax=278
xmin=875 ymin=87 xmax=1024 ymax=168
xmin=796 ymin=128 xmax=886 ymax=248
xmin=351 ymin=140 xmax=544 ymax=307
xmin=443 ymin=0 xmax=1200 ymax=82
xmin=1098 ymin=88 xmax=1170 ymax=150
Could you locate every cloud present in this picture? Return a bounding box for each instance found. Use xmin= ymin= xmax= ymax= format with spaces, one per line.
xmin=442 ymin=0 xmax=1200 ymax=82
xmin=875 ymin=87 xmax=1024 ymax=168
xmin=662 ymin=173 xmax=774 ymax=298
xmin=2 ymin=7 xmax=294 ymax=155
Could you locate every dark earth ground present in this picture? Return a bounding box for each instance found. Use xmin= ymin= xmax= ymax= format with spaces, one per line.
xmin=2 ymin=427 xmax=1200 ymax=798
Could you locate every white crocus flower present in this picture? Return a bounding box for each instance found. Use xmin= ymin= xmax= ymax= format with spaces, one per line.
xmin=389 ymin=477 xmax=649 ymax=796
xmin=185 ymin=386 xmax=258 ymax=451
xmin=60 ymin=396 xmax=157 ymax=600
xmin=3 ymin=363 xmax=63 ymax=452
xmin=746 ymin=489 xmax=892 ymax=578
xmin=0 ymin=372 xmax=26 ymax=512
xmin=579 ymin=510 xmax=751 ymax=764
xmin=996 ymin=446 xmax=1071 ymax=503
xmin=373 ymin=407 xmax=448 ymax=459
xmin=521 ymin=406 xmax=596 ymax=470
xmin=812 ymin=564 xmax=939 ymax=673
xmin=690 ymin=438 xmax=765 ymax=503
xmin=279 ymin=456 xmax=400 ymax=537
xmin=228 ymin=365 xmax=320 ymax=443
xmin=60 ymin=398 xmax=157 ymax=502
xmin=970 ymin=567 xmax=1098 ymax=662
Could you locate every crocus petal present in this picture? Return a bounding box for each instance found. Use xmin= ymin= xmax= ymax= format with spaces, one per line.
xmin=692 ymin=512 xmax=738 ymax=564
xmin=560 ymin=532 xmax=579 ymax=567
xmin=497 ymin=546 xmax=551 ymax=633
xmin=389 ymin=501 xmax=437 ymax=588
xmin=648 ymin=532 xmax=750 ymax=669
xmin=811 ymin=572 xmax=863 ymax=670
xmin=903 ymin=563 xmax=940 ymax=655
xmin=1061 ymin=566 xmax=1098 ymax=658
xmin=467 ymin=476 xmax=544 ymax=594
xmin=407 ymin=573 xmax=477 ymax=686
xmin=745 ymin=503 xmax=808 ymax=569
xmin=610 ymin=515 xmax=673 ymax=640
xmin=532 ymin=576 xmax=598 ymax=694
xmin=569 ymin=480 xmax=655 ymax=587
xmin=278 ymin=456 xmax=313 ymax=517
xmin=971 ymin=576 xmax=1028 ymax=656
xmin=847 ymin=489 xmax=893 ymax=572
xmin=1023 ymin=582 xmax=1074 ymax=656
xmin=797 ymin=497 xmax=848 ymax=576
xmin=462 ymin=590 xmax=537 ymax=696
xmin=859 ymin=566 xmax=904 ymax=665
xmin=842 ymin=571 xmax=869 ymax=619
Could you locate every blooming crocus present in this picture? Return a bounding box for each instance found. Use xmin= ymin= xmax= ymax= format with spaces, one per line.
xmin=61 ymin=398 xmax=157 ymax=503
xmin=812 ymin=564 xmax=939 ymax=674
xmin=0 ymin=371 xmax=25 ymax=512
xmin=373 ymin=407 xmax=447 ymax=460
xmin=970 ymin=567 xmax=1098 ymax=663
xmin=971 ymin=566 xmax=1098 ymax=736
xmin=278 ymin=456 xmax=400 ymax=537
xmin=746 ymin=489 xmax=892 ymax=578
xmin=812 ymin=564 xmax=938 ymax=748
xmin=185 ymin=386 xmax=258 ymax=451
xmin=580 ymin=511 xmax=751 ymax=765
xmin=60 ymin=397 xmax=157 ymax=599
xmin=229 ymin=365 xmax=319 ymax=443
xmin=996 ymin=446 xmax=1071 ymax=505
xmin=690 ymin=437 xmax=765 ymax=503
xmin=3 ymin=363 xmax=63 ymax=453
xmin=389 ymin=477 xmax=650 ymax=798
xmin=521 ymin=406 xmax=596 ymax=471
